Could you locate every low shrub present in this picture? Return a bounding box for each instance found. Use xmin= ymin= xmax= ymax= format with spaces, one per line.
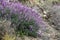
xmin=0 ymin=0 xmax=45 ymax=38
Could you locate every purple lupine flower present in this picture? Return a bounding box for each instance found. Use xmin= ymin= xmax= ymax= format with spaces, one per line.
xmin=1 ymin=0 xmax=47 ymax=27
xmin=29 ymin=25 xmax=33 ymax=31
xmin=0 ymin=0 xmax=47 ymax=36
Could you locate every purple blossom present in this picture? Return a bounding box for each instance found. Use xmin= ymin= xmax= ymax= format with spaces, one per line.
xmin=0 ymin=0 xmax=47 ymax=32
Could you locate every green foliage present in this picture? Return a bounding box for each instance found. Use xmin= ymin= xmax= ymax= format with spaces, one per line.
xmin=15 ymin=19 xmax=38 ymax=38
xmin=10 ymin=13 xmax=39 ymax=38
xmin=11 ymin=14 xmax=18 ymax=24
xmin=18 ymin=0 xmax=28 ymax=2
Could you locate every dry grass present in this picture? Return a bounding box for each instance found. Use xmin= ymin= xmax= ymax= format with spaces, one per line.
xmin=2 ymin=33 xmax=15 ymax=40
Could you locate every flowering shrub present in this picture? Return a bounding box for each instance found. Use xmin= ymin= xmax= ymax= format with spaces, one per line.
xmin=0 ymin=0 xmax=46 ymax=38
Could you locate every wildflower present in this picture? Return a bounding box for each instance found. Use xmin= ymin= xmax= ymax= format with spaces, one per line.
xmin=0 ymin=0 xmax=47 ymax=37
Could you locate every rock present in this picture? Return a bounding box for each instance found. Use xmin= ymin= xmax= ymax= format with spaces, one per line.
xmin=47 ymin=5 xmax=60 ymax=31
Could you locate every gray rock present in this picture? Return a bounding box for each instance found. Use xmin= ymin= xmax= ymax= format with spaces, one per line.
xmin=47 ymin=5 xmax=60 ymax=31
